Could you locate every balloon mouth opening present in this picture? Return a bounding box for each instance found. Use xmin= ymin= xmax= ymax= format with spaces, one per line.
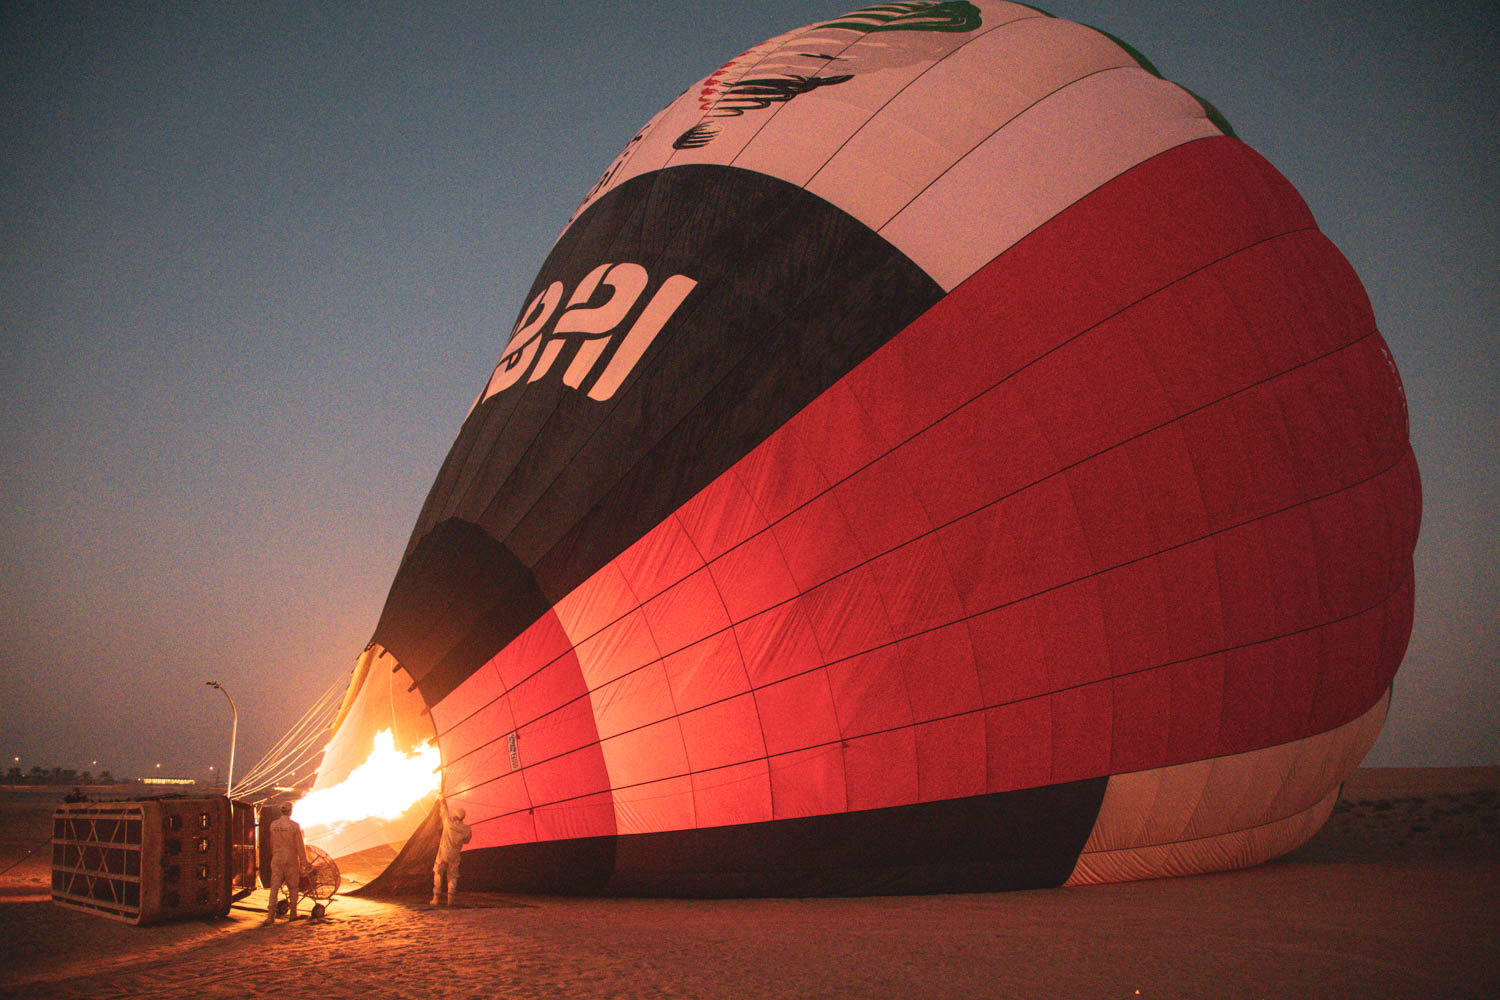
xmin=301 ymin=646 xmax=440 ymax=887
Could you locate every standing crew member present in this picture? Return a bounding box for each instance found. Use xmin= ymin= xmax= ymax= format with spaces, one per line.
xmin=265 ymin=802 xmax=308 ymax=925
xmin=432 ymin=797 xmax=472 ymax=905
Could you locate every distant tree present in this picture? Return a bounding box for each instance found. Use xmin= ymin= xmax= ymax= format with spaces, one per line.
xmin=4 ymin=767 xmax=21 ymax=782
xmin=28 ymin=765 xmax=46 ymax=783
xmin=99 ymin=769 xmax=115 ymax=784
xmin=80 ymin=770 xmax=94 ymax=784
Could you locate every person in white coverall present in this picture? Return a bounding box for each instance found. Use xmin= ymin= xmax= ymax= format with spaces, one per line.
xmin=265 ymin=802 xmax=308 ymax=924
xmin=432 ymin=797 xmax=472 ymax=905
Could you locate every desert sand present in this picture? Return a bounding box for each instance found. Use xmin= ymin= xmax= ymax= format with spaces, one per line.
xmin=2 ymin=768 xmax=1496 ymax=1000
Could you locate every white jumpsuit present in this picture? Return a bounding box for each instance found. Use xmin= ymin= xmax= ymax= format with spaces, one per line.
xmin=266 ymin=814 xmax=306 ymax=921
xmin=432 ymin=807 xmax=472 ymax=904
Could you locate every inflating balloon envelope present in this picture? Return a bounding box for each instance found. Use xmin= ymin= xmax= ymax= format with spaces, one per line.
xmin=306 ymin=1 xmax=1420 ymax=896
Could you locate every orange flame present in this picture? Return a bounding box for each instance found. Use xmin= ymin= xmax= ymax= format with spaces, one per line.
xmin=297 ymin=728 xmax=441 ymax=836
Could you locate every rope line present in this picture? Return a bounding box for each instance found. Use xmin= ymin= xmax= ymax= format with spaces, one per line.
xmin=233 ymin=673 xmax=348 ymax=802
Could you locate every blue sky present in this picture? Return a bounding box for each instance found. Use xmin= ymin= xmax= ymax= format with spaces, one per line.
xmin=2 ymin=1 xmax=1494 ymax=778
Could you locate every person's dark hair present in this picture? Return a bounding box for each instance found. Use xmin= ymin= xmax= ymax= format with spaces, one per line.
xmin=280 ymin=802 xmax=293 ymax=815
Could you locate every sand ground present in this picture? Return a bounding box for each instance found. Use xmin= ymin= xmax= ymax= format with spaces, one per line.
xmin=2 ymin=768 xmax=1496 ymax=1000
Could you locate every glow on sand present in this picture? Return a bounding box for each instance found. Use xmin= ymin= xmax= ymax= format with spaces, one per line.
xmin=296 ymin=729 xmax=441 ymax=836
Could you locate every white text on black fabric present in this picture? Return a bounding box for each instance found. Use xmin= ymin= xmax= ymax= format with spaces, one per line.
xmin=481 ymin=264 xmax=698 ymax=404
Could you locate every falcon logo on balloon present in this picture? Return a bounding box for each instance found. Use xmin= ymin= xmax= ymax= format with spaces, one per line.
xmin=480 ymin=263 xmax=698 ymax=404
xmin=820 ymin=1 xmax=983 ymax=34
xmin=673 ymin=74 xmax=853 ymax=149
xmin=673 ymin=2 xmax=984 ymax=150
xmin=702 ymin=73 xmax=854 ymax=118
xmin=670 ymin=122 xmax=719 ymax=150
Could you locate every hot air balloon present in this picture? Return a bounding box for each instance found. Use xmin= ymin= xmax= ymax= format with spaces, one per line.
xmin=305 ymin=1 xmax=1419 ymax=896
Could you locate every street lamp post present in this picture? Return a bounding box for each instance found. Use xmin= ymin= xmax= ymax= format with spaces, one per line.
xmin=205 ymin=681 xmax=238 ymax=799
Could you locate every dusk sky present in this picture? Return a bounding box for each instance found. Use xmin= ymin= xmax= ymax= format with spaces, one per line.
xmin=3 ymin=1 xmax=1495 ymax=781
